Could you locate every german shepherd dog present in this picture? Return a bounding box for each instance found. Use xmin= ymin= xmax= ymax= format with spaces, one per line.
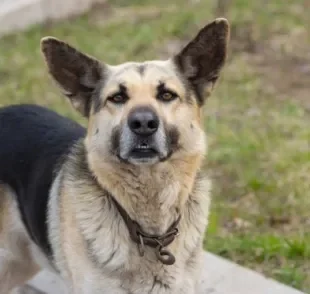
xmin=0 ymin=18 xmax=229 ymax=294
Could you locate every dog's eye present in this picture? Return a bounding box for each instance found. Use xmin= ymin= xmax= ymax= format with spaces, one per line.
xmin=157 ymin=91 xmax=178 ymax=102
xmin=108 ymin=93 xmax=128 ymax=104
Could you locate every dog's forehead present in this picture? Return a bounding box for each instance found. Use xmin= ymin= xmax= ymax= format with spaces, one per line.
xmin=108 ymin=60 xmax=180 ymax=85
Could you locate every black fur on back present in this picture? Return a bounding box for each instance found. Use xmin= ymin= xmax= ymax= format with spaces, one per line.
xmin=0 ymin=104 xmax=86 ymax=257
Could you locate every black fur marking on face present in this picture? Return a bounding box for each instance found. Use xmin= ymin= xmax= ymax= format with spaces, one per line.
xmin=106 ymin=83 xmax=129 ymax=104
xmin=156 ymin=82 xmax=180 ymax=102
xmin=137 ymin=64 xmax=145 ymax=76
xmin=118 ymin=84 xmax=129 ymax=98
xmin=111 ymin=127 xmax=121 ymax=156
xmin=156 ymin=82 xmax=167 ymax=96
xmin=93 ymin=82 xmax=129 ymax=114
xmin=170 ymin=69 xmax=202 ymax=106
xmin=158 ymin=79 xmax=196 ymax=106
xmin=167 ymin=125 xmax=180 ymax=151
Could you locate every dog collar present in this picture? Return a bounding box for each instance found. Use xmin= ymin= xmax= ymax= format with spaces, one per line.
xmin=109 ymin=195 xmax=181 ymax=266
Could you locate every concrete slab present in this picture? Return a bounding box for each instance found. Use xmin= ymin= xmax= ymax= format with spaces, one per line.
xmin=0 ymin=0 xmax=106 ymax=37
xmin=197 ymin=252 xmax=305 ymax=294
xmin=27 ymin=252 xmax=305 ymax=294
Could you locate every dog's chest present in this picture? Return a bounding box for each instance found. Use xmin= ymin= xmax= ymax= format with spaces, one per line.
xmin=83 ymin=250 xmax=194 ymax=294
xmin=82 ymin=220 xmax=199 ymax=294
xmin=57 ymin=167 xmax=209 ymax=293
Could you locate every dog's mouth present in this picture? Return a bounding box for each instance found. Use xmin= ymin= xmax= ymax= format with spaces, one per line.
xmin=112 ymin=122 xmax=179 ymax=165
xmin=123 ymin=140 xmax=165 ymax=165
xmin=117 ymin=137 xmax=169 ymax=165
xmin=130 ymin=142 xmax=159 ymax=159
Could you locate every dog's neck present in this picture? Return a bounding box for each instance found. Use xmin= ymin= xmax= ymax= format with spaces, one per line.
xmin=87 ymin=151 xmax=203 ymax=235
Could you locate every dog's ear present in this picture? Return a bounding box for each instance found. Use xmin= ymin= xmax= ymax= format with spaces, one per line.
xmin=41 ymin=37 xmax=104 ymax=117
xmin=174 ymin=18 xmax=230 ymax=105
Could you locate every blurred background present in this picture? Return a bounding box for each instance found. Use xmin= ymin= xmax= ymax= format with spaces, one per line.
xmin=0 ymin=0 xmax=309 ymax=292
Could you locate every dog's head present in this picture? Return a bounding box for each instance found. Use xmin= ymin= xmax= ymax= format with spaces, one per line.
xmin=41 ymin=19 xmax=229 ymax=166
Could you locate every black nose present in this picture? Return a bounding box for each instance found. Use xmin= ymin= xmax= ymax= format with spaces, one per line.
xmin=128 ymin=107 xmax=159 ymax=136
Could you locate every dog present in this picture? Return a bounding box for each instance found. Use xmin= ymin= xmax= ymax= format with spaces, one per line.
xmin=0 ymin=18 xmax=230 ymax=294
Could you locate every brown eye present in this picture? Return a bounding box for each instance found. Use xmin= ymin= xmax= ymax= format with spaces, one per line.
xmin=108 ymin=93 xmax=128 ymax=104
xmin=158 ymin=90 xmax=178 ymax=102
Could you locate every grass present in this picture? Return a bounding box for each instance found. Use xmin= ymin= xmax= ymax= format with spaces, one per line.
xmin=0 ymin=0 xmax=309 ymax=291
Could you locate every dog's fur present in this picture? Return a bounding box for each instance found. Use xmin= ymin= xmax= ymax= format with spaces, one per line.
xmin=0 ymin=18 xmax=230 ymax=294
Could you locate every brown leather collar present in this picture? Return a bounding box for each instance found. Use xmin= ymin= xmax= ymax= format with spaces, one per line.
xmin=109 ymin=195 xmax=181 ymax=265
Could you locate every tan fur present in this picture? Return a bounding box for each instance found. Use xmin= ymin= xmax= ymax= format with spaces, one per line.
xmin=0 ymin=18 xmax=230 ymax=293
xmin=51 ymin=156 xmax=211 ymax=293
xmin=84 ymin=60 xmax=207 ymax=235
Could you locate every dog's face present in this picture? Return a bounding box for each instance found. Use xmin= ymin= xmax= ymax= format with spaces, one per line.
xmin=85 ymin=60 xmax=197 ymax=165
xmin=84 ymin=60 xmax=211 ymax=166
xmin=41 ymin=18 xmax=229 ymax=166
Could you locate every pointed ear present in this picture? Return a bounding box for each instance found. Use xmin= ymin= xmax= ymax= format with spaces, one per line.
xmin=174 ymin=18 xmax=230 ymax=105
xmin=41 ymin=37 xmax=104 ymax=117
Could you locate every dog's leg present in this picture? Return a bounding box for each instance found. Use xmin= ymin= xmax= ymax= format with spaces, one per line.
xmin=0 ymin=185 xmax=41 ymax=294
xmin=0 ymin=250 xmax=41 ymax=294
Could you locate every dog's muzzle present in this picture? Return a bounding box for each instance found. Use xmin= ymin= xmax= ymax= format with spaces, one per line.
xmin=128 ymin=107 xmax=159 ymax=137
xmin=117 ymin=106 xmax=170 ymax=164
xmin=127 ymin=107 xmax=160 ymax=160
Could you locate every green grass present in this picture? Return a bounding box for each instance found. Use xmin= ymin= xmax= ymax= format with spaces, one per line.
xmin=0 ymin=0 xmax=309 ymax=291
xmin=205 ymin=234 xmax=310 ymax=290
